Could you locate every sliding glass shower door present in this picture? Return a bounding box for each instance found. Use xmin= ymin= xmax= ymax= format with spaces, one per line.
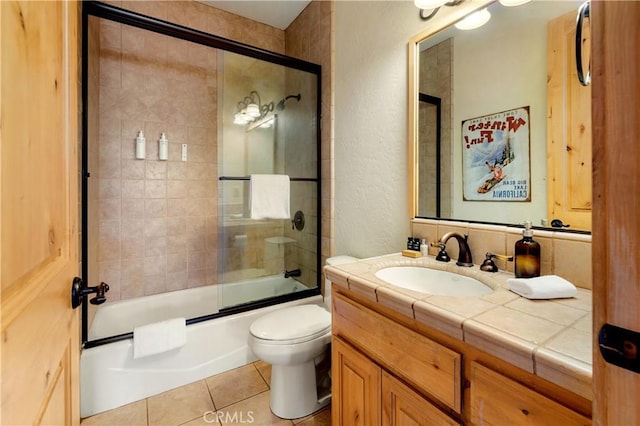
xmin=217 ymin=50 xmax=320 ymax=310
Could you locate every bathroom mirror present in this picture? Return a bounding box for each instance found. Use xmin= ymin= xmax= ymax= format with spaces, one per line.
xmin=409 ymin=0 xmax=591 ymax=231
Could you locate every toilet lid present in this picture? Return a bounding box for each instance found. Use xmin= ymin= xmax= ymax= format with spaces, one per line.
xmin=250 ymin=305 xmax=331 ymax=343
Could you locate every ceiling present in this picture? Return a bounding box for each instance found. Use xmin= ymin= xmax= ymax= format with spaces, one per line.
xmin=199 ymin=1 xmax=312 ymax=30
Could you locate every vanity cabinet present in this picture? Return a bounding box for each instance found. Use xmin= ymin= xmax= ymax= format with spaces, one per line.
xmin=332 ymin=337 xmax=381 ymax=425
xmin=333 ymin=337 xmax=460 ymax=426
xmin=470 ymin=362 xmax=590 ymax=425
xmin=332 ymin=291 xmax=462 ymax=425
xmin=331 ymin=287 xmax=591 ymax=425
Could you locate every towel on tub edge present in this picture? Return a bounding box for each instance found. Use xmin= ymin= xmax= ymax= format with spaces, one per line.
xmin=133 ymin=317 xmax=186 ymax=359
xmin=507 ymin=275 xmax=578 ymax=299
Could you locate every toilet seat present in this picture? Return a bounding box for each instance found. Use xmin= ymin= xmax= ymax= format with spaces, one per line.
xmin=249 ymin=305 xmax=331 ymax=345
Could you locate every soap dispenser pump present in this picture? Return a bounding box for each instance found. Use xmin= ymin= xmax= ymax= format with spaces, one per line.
xmin=514 ymin=220 xmax=540 ymax=278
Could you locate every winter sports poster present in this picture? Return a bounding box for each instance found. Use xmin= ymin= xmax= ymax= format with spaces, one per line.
xmin=462 ymin=106 xmax=531 ymax=201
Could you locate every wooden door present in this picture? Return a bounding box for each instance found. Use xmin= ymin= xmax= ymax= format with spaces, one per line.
xmin=332 ymin=337 xmax=381 ymax=426
xmin=382 ymin=371 xmax=459 ymax=426
xmin=547 ymin=9 xmax=592 ymax=231
xmin=1 ymin=1 xmax=80 ymax=424
xmin=591 ymin=2 xmax=640 ymax=425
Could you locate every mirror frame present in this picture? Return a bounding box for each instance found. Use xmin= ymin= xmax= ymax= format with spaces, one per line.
xmin=408 ymin=0 xmax=494 ymax=220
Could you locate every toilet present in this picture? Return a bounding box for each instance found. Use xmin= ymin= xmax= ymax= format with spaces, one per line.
xmin=248 ymin=255 xmax=358 ymax=419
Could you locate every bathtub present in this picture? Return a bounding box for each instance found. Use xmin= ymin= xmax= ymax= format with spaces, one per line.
xmin=81 ymin=276 xmax=318 ymax=418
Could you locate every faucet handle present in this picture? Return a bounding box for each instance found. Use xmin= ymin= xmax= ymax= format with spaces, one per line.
xmin=432 ymin=243 xmax=451 ymax=262
xmin=480 ymin=252 xmax=513 ymax=273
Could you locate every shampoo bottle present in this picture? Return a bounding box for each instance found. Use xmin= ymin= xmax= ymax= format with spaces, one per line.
xmin=514 ymin=220 xmax=540 ymax=278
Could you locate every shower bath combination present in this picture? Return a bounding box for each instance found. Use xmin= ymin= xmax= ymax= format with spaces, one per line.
xmin=80 ymin=1 xmax=322 ymax=417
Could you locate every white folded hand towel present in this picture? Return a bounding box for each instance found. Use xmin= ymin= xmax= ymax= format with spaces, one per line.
xmin=507 ymin=275 xmax=577 ymax=299
xmin=250 ymin=174 xmax=290 ymax=220
xmin=133 ymin=317 xmax=186 ymax=359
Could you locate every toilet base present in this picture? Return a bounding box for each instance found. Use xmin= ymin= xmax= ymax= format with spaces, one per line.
xmin=269 ymin=359 xmax=331 ymax=419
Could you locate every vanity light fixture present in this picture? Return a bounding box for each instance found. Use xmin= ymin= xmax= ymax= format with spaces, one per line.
xmin=233 ymin=90 xmax=274 ymax=125
xmin=416 ymin=0 xmax=464 ymax=21
xmin=498 ymin=0 xmax=532 ymax=6
xmin=454 ymin=7 xmax=491 ymax=30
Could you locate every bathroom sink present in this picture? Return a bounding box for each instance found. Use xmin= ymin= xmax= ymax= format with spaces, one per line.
xmin=375 ymin=266 xmax=492 ymax=297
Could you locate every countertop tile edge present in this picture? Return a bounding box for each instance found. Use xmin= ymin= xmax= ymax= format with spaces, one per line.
xmin=463 ymin=319 xmax=536 ymax=373
xmin=534 ymin=347 xmax=593 ymax=400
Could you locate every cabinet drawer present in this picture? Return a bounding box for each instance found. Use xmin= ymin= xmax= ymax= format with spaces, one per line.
xmin=333 ymin=292 xmax=462 ymax=412
xmin=382 ymin=371 xmax=461 ymax=426
xmin=470 ymin=362 xmax=591 ymax=426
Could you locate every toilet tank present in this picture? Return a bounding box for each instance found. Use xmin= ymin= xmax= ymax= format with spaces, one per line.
xmin=324 ymin=256 xmax=359 ymax=310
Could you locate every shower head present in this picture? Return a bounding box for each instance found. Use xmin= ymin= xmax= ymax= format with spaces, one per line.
xmin=276 ymin=93 xmax=301 ymax=111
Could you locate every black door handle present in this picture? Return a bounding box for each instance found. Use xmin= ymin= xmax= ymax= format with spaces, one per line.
xmin=71 ymin=277 xmax=110 ymax=308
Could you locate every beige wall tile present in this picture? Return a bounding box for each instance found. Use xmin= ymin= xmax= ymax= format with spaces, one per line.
xmin=553 ymin=237 xmax=592 ymax=289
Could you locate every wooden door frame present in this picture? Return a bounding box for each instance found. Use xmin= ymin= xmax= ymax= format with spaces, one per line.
xmin=592 ymin=1 xmax=640 ymax=424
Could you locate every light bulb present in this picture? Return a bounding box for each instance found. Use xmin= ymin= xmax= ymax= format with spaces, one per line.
xmin=234 ymin=112 xmax=248 ymax=125
xmin=455 ymin=8 xmax=491 ymax=30
xmin=499 ymin=0 xmax=532 ymax=6
xmin=246 ymin=103 xmax=260 ymax=118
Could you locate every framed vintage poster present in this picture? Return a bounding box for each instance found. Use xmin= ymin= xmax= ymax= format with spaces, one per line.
xmin=462 ymin=106 xmax=531 ymax=201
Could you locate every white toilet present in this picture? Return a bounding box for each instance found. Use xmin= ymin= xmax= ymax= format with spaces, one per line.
xmin=248 ymin=255 xmax=358 ymax=419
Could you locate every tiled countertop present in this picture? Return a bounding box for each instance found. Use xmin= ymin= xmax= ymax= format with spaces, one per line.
xmin=325 ymin=252 xmax=593 ymax=400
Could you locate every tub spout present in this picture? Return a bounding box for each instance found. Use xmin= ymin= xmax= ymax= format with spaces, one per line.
xmin=284 ymin=269 xmax=301 ymax=278
xmin=439 ymin=232 xmax=473 ymax=267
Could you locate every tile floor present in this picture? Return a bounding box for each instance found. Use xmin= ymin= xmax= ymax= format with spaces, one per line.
xmin=81 ymin=361 xmax=331 ymax=426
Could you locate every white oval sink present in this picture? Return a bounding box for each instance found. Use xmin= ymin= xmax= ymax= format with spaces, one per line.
xmin=375 ymin=266 xmax=492 ymax=297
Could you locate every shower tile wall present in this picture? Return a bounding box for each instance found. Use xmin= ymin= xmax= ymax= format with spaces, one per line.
xmin=284 ymin=1 xmax=333 ymax=285
xmin=94 ymin=1 xmax=286 ymax=302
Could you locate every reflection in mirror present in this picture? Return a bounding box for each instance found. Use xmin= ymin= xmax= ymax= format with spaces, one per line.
xmin=412 ymin=0 xmax=591 ymax=231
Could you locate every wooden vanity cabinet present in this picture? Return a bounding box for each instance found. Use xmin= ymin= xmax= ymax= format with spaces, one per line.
xmin=332 ymin=291 xmax=462 ymax=425
xmin=332 ymin=287 xmax=592 ymax=426
xmin=470 ymin=362 xmax=590 ymax=426
xmin=333 ymin=337 xmax=460 ymax=426
xmin=332 ymin=337 xmax=381 ymax=425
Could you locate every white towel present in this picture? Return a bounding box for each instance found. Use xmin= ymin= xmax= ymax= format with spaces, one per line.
xmin=133 ymin=318 xmax=186 ymax=359
xmin=507 ymin=275 xmax=577 ymax=299
xmin=250 ymin=174 xmax=290 ymax=219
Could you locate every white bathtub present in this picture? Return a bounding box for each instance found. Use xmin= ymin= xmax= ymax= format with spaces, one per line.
xmin=88 ymin=275 xmax=308 ymax=340
xmin=81 ymin=277 xmax=319 ymax=418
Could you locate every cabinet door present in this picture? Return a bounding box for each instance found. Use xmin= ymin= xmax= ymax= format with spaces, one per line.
xmin=382 ymin=371 xmax=460 ymax=426
xmin=470 ymin=363 xmax=590 ymax=426
xmin=332 ymin=337 xmax=381 ymax=426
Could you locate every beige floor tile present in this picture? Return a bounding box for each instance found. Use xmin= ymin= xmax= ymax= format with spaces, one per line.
xmin=206 ymin=364 xmax=269 ymax=409
xmin=147 ymin=380 xmax=215 ymax=426
xmin=253 ymin=360 xmax=272 ymax=386
xmin=80 ymin=399 xmax=147 ymax=425
xmin=218 ymin=391 xmax=293 ymax=426
xmin=293 ymin=405 xmax=331 ymax=425
xmin=179 ymin=412 xmax=221 ymax=425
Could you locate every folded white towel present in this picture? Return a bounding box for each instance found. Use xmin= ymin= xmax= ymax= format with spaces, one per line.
xmin=133 ymin=317 xmax=186 ymax=359
xmin=250 ymin=174 xmax=290 ymax=219
xmin=507 ymin=275 xmax=577 ymax=299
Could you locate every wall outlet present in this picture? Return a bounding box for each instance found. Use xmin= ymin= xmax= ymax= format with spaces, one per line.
xmin=181 ymin=144 xmax=187 ymax=161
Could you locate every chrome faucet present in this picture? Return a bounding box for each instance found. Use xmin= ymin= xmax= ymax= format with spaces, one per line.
xmin=439 ymin=232 xmax=473 ymax=267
